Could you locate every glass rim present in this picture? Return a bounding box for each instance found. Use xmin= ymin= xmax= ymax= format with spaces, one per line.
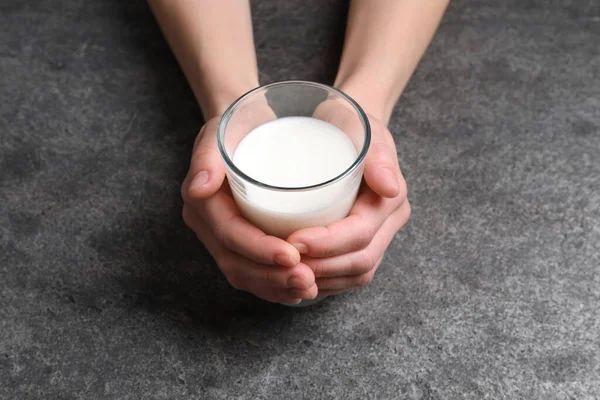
xmin=217 ymin=80 xmax=371 ymax=192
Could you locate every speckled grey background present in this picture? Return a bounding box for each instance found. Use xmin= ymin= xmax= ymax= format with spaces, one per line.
xmin=1 ymin=1 xmax=599 ymax=399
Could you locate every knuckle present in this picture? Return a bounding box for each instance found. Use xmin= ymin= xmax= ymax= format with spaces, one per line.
xmin=322 ymin=245 xmax=334 ymax=258
xmin=357 ymin=249 xmax=377 ymax=274
xmin=249 ymin=233 xmax=271 ymax=260
xmin=312 ymin=259 xmax=326 ymax=278
xmin=356 ymin=224 xmax=376 ymax=249
xmin=316 ymin=226 xmax=334 ymax=257
xmin=190 ymin=149 xmax=214 ymax=166
xmin=264 ymin=269 xmax=278 ymax=286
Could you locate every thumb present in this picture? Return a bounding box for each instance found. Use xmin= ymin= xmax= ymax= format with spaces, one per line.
xmin=185 ymin=118 xmax=226 ymax=200
xmin=363 ymin=138 xmax=401 ymax=198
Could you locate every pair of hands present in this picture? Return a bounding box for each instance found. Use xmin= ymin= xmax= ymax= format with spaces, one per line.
xmin=181 ymin=110 xmax=410 ymax=305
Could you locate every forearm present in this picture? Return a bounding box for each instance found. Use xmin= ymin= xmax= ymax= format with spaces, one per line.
xmin=335 ymin=0 xmax=449 ymax=124
xmin=148 ymin=0 xmax=259 ymax=119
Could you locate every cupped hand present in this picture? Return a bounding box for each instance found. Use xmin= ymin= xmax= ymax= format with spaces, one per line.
xmin=287 ymin=105 xmax=411 ymax=297
xmin=181 ymin=110 xmax=318 ymax=304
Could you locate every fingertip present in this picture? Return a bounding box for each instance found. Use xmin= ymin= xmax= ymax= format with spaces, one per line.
xmin=290 ymin=242 xmax=308 ymax=255
xmin=289 ymin=284 xmax=318 ymax=300
xmin=287 ymin=263 xmax=316 ymax=289
xmin=287 ymin=276 xmax=309 ymax=290
xmin=273 ymin=239 xmax=302 ymax=266
xmin=286 ymin=233 xmax=306 ymax=254
xmin=287 ymin=226 xmax=329 ymax=255
xmin=306 ymin=284 xmax=318 ymax=299
xmin=274 ymin=250 xmax=300 ymax=268
xmin=188 ymin=170 xmax=222 ymax=199
xmin=365 ymin=167 xmax=400 ymax=198
xmin=188 ymin=170 xmax=209 ymax=196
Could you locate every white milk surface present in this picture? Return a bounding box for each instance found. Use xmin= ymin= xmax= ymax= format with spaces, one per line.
xmin=232 ymin=116 xmax=359 ymax=238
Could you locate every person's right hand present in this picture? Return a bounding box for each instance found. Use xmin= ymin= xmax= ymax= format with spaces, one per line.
xmin=181 ymin=115 xmax=318 ymax=304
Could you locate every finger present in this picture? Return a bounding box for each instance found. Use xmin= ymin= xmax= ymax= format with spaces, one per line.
xmin=363 ymin=128 xmax=403 ymax=198
xmin=316 ymin=267 xmax=377 ymax=291
xmin=219 ymin=252 xmax=316 ymax=290
xmin=252 ymin=286 xmax=302 ymax=304
xmin=183 ymin=118 xmax=226 ymax=200
xmin=287 ymin=186 xmax=405 ymax=257
xmin=246 ymin=284 xmax=318 ymax=304
xmin=304 ymin=202 xmax=411 ymax=277
xmin=192 ymin=187 xmax=301 ymax=267
xmin=316 ymin=253 xmax=385 ymax=291
xmin=187 ymin=206 xmax=316 ymax=292
xmin=185 ymin=205 xmax=289 ymax=303
xmin=184 ymin=101 xmax=277 ymax=201
xmin=288 ymin=284 xmax=318 ymax=300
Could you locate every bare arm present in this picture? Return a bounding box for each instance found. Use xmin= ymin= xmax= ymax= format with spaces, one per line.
xmin=335 ymin=0 xmax=449 ymax=124
xmin=148 ymin=0 xmax=259 ymax=119
xmin=150 ymin=0 xmax=317 ymax=304
xmin=290 ymin=0 xmax=448 ymax=294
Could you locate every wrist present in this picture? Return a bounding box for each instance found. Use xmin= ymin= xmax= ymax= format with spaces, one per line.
xmin=334 ymin=74 xmax=390 ymax=124
xmin=198 ymin=77 xmax=259 ymax=120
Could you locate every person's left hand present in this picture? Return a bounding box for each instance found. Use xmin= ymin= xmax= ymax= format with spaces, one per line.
xmin=287 ymin=114 xmax=411 ymax=297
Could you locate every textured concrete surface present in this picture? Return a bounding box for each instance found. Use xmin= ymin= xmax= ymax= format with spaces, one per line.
xmin=2 ymin=1 xmax=600 ymax=399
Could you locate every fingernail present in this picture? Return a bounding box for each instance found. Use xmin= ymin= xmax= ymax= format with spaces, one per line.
xmin=287 ymin=276 xmax=309 ymax=289
xmin=189 ymin=170 xmax=209 ymax=192
xmin=291 ymin=243 xmax=308 ymax=254
xmin=274 ymin=253 xmax=296 ymax=268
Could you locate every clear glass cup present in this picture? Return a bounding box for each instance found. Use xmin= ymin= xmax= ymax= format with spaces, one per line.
xmin=217 ymin=81 xmax=370 ymax=306
xmin=218 ymin=81 xmax=370 ymax=236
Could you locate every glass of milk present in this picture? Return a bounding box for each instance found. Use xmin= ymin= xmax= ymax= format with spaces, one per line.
xmin=218 ymin=80 xmax=370 ymax=238
xmin=218 ymin=81 xmax=370 ymax=304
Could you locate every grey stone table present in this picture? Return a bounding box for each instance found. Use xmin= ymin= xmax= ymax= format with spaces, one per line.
xmin=2 ymin=1 xmax=599 ymax=399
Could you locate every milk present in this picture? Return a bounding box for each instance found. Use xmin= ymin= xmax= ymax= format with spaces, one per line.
xmin=232 ymin=116 xmax=360 ymax=238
